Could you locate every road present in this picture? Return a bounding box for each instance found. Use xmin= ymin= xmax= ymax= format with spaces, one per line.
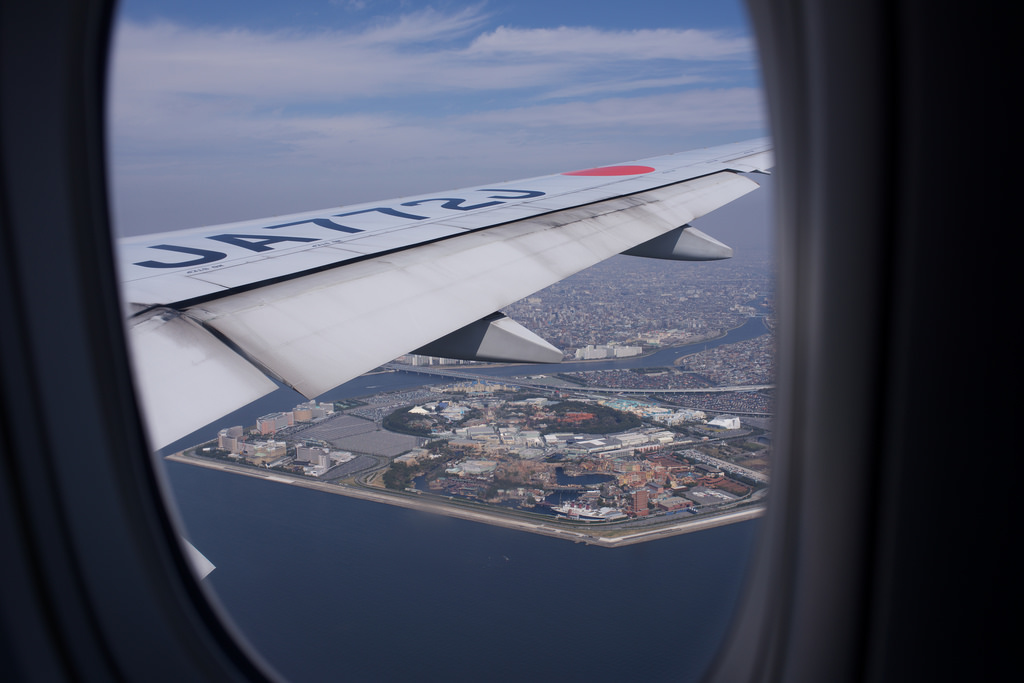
xmin=166 ymin=450 xmax=765 ymax=547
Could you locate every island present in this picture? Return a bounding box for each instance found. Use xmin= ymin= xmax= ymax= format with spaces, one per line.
xmin=168 ymin=364 xmax=771 ymax=546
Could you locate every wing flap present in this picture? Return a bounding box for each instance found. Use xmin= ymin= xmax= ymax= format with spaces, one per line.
xmin=722 ymin=149 xmax=773 ymax=173
xmin=127 ymin=310 xmax=278 ymax=449
xmin=183 ymin=171 xmax=758 ymax=401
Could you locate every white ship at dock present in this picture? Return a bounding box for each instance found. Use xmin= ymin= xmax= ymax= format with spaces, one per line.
xmin=552 ymin=501 xmax=627 ymax=522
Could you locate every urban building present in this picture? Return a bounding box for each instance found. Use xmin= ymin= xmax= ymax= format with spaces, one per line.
xmin=256 ymin=411 xmax=294 ymax=435
xmin=708 ymin=415 xmax=741 ymax=429
xmin=631 ymin=489 xmax=649 ymax=516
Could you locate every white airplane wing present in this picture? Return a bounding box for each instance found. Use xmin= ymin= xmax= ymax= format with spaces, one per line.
xmin=119 ymin=139 xmax=772 ymax=449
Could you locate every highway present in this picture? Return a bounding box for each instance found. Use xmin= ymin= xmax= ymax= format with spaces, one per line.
xmin=382 ymin=362 xmax=772 ymax=394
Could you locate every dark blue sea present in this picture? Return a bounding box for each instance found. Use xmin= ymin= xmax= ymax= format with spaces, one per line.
xmin=165 ymin=462 xmax=760 ymax=683
xmin=158 ymin=316 xmax=769 ymax=682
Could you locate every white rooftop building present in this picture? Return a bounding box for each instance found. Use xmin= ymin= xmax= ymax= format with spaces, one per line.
xmin=708 ymin=415 xmax=741 ymax=430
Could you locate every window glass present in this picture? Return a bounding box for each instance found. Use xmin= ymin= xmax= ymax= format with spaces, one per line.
xmin=109 ymin=2 xmax=772 ymax=680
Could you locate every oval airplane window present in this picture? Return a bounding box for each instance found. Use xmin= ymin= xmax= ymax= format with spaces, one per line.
xmin=107 ymin=1 xmax=773 ymax=680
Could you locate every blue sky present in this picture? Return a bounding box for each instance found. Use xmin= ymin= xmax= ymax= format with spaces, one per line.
xmin=108 ymin=0 xmax=767 ymax=236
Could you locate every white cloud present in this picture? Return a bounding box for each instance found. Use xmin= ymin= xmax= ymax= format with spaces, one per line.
xmin=108 ymin=8 xmax=765 ymax=235
xmin=540 ymin=75 xmax=711 ymax=100
xmin=466 ymin=26 xmax=752 ymax=62
xmin=455 ymin=88 xmax=764 ymax=132
xmin=110 ymin=11 xmax=753 ymax=106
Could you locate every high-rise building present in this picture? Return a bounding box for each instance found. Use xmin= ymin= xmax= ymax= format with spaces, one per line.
xmin=256 ymin=411 xmax=293 ymax=435
xmin=631 ymin=489 xmax=649 ymax=517
xmin=217 ymin=425 xmax=243 ymax=452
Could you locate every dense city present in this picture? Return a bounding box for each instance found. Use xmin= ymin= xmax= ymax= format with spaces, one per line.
xmin=178 ymin=252 xmax=775 ymax=539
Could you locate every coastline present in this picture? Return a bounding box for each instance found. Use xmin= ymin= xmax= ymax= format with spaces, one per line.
xmin=163 ymin=315 xmax=772 ymax=546
xmin=166 ymin=451 xmax=765 ymax=547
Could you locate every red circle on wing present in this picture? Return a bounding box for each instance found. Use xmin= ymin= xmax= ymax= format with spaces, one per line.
xmin=562 ymin=165 xmax=656 ymax=176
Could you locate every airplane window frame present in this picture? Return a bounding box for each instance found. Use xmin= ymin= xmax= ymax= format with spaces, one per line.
xmin=5 ymin=1 xmax=1011 ymax=682
xmin=0 ymin=1 xmax=280 ymax=680
xmin=3 ymin=2 xmax=771 ymax=681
